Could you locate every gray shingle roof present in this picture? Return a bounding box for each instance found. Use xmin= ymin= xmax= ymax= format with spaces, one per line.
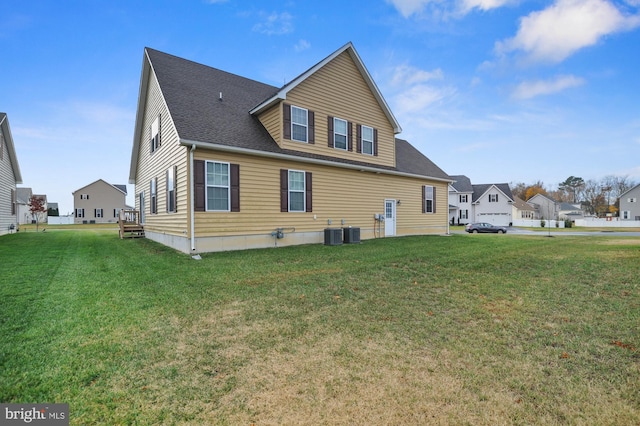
xmin=472 ymin=183 xmax=514 ymax=203
xmin=449 ymin=175 xmax=473 ymax=192
xmin=144 ymin=48 xmax=451 ymax=182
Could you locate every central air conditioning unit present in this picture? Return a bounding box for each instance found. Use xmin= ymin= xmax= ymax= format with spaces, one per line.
xmin=343 ymin=227 xmax=360 ymax=244
xmin=324 ymin=228 xmax=343 ymax=246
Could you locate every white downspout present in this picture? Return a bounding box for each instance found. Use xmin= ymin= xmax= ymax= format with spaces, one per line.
xmin=190 ymin=144 xmax=196 ymax=252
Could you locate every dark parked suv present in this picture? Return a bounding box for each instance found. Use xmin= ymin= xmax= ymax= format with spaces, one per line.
xmin=465 ymin=222 xmax=507 ymax=234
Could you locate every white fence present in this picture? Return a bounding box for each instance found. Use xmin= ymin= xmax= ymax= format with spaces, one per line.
xmin=512 ymin=219 xmax=565 ymax=228
xmin=575 ymin=218 xmax=640 ymax=228
xmin=47 ymin=216 xmax=74 ymax=225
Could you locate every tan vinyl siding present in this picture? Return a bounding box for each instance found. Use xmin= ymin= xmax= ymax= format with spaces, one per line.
xmin=133 ymin=70 xmax=189 ymax=236
xmin=73 ymin=180 xmax=127 ymax=224
xmin=257 ymin=104 xmax=281 ymax=147
xmin=193 ymin=150 xmax=448 ymax=238
xmin=264 ymin=51 xmax=396 ymax=168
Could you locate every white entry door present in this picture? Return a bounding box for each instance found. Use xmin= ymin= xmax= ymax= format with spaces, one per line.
xmin=385 ymin=199 xmax=396 ymax=236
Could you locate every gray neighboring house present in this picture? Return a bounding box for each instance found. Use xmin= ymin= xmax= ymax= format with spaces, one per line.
xmin=619 ymin=183 xmax=640 ymax=220
xmin=448 ymin=175 xmax=514 ymax=226
xmin=73 ymin=179 xmax=128 ymax=224
xmin=0 ymin=113 xmax=23 ymax=235
xmin=15 ymin=187 xmax=33 ymax=225
xmin=527 ymin=193 xmax=558 ymax=220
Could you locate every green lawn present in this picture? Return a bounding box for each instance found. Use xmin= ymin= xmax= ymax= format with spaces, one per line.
xmin=1 ymin=230 xmax=638 ymax=425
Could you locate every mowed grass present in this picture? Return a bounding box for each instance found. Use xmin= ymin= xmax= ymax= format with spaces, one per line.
xmin=1 ymin=230 xmax=638 ymax=425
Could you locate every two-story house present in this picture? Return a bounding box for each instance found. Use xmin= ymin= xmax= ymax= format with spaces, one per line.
xmin=448 ymin=175 xmax=473 ymax=225
xmin=0 ymin=113 xmax=23 ymax=235
xmin=128 ymin=43 xmax=452 ymax=253
xmin=619 ymin=183 xmax=640 ymax=220
xmin=73 ymin=179 xmax=128 ymax=224
xmin=449 ymin=175 xmax=514 ymax=226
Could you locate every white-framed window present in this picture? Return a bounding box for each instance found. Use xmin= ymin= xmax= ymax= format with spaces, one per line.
xmin=167 ymin=166 xmax=177 ymax=213
xmin=489 ymin=194 xmax=498 ymax=202
xmin=95 ymin=208 xmax=103 ymax=218
xmin=361 ymin=125 xmax=374 ymax=155
xmin=80 ymin=194 xmax=89 ymax=200
xmin=206 ymin=161 xmax=230 ymax=211
xmin=459 ymin=209 xmax=468 ymax=219
xmin=75 ymin=208 xmax=84 ymax=218
xmin=460 ymin=194 xmax=468 ymax=203
xmin=288 ymin=170 xmax=306 ymax=212
xmin=150 ymin=178 xmax=157 ymax=214
xmin=151 ymin=115 xmax=161 ymax=153
xmin=628 ymin=197 xmax=637 ymax=203
xmin=333 ymin=118 xmax=348 ymax=150
xmin=623 ymin=210 xmax=630 ymax=219
xmin=424 ymin=185 xmax=435 ymax=213
xmin=113 ymin=209 xmax=118 ymax=218
xmin=291 ymin=106 xmax=308 ymax=142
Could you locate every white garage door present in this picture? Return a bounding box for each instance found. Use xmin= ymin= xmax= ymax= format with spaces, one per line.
xmin=477 ymin=213 xmax=510 ymax=226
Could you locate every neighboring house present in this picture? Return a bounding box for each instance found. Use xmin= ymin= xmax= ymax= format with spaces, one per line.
xmin=472 ymin=183 xmax=514 ymax=226
xmin=619 ymin=183 xmax=640 ymax=220
xmin=448 ymin=175 xmax=473 ymax=225
xmin=73 ymin=179 xmax=128 ymax=224
xmin=0 ymin=113 xmax=23 ymax=235
xmin=128 ymin=42 xmax=452 ymax=253
xmin=527 ymin=193 xmax=558 ymax=220
xmin=557 ymin=202 xmax=584 ymax=222
xmin=15 ymin=187 xmax=33 ymax=225
xmin=512 ymin=195 xmax=535 ymax=220
xmin=448 ymin=176 xmax=514 ymax=226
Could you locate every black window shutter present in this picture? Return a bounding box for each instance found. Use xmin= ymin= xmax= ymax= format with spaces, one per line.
xmin=348 ymin=122 xmax=353 ymax=151
xmin=308 ymin=110 xmax=315 ymax=144
xmin=230 ymin=164 xmax=240 ymax=212
xmin=356 ymin=124 xmax=362 ymax=153
xmin=194 ymin=160 xmax=205 ymax=212
xmin=166 ymin=169 xmax=169 ymax=213
xmin=422 ymin=186 xmax=426 ymax=214
xmin=283 ymin=104 xmax=291 ymax=140
xmin=280 ymin=169 xmax=289 ymax=212
xmin=373 ymin=128 xmax=378 ymax=156
xmin=327 ymin=116 xmax=334 ymax=147
xmin=174 ymin=166 xmax=178 ymax=213
xmin=305 ymin=172 xmax=312 ymax=212
xmin=433 ymin=186 xmax=437 ymax=213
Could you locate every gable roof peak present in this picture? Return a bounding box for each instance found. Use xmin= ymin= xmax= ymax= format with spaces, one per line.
xmin=249 ymin=42 xmax=401 ymax=134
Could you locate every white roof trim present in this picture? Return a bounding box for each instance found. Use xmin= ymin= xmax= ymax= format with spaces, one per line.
xmin=249 ymin=42 xmax=402 ymax=134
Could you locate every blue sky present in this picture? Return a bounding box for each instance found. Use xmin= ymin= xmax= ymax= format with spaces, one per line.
xmin=2 ymin=0 xmax=639 ymax=214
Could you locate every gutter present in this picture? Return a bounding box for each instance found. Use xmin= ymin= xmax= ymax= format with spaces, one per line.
xmin=189 ymin=144 xmax=196 ymax=252
xmin=179 ymin=139 xmax=454 ymax=184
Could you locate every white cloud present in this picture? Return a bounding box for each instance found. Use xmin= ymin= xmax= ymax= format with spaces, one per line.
xmin=496 ymin=0 xmax=640 ymax=64
xmin=294 ymin=39 xmax=310 ymax=52
xmin=252 ymin=12 xmax=294 ymax=35
xmin=390 ymin=64 xmax=443 ymax=86
xmin=386 ymin=0 xmax=433 ymax=18
xmin=387 ymin=0 xmax=513 ymax=18
xmin=460 ymin=0 xmax=513 ymax=13
xmin=394 ymin=84 xmax=455 ymax=115
xmin=512 ymin=75 xmax=585 ymax=99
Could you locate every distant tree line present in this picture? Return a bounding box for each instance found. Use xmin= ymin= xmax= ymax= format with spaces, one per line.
xmin=511 ymin=175 xmax=637 ymax=217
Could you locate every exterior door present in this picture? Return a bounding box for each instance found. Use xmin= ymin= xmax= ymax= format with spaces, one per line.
xmin=385 ymin=199 xmax=396 ymax=236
